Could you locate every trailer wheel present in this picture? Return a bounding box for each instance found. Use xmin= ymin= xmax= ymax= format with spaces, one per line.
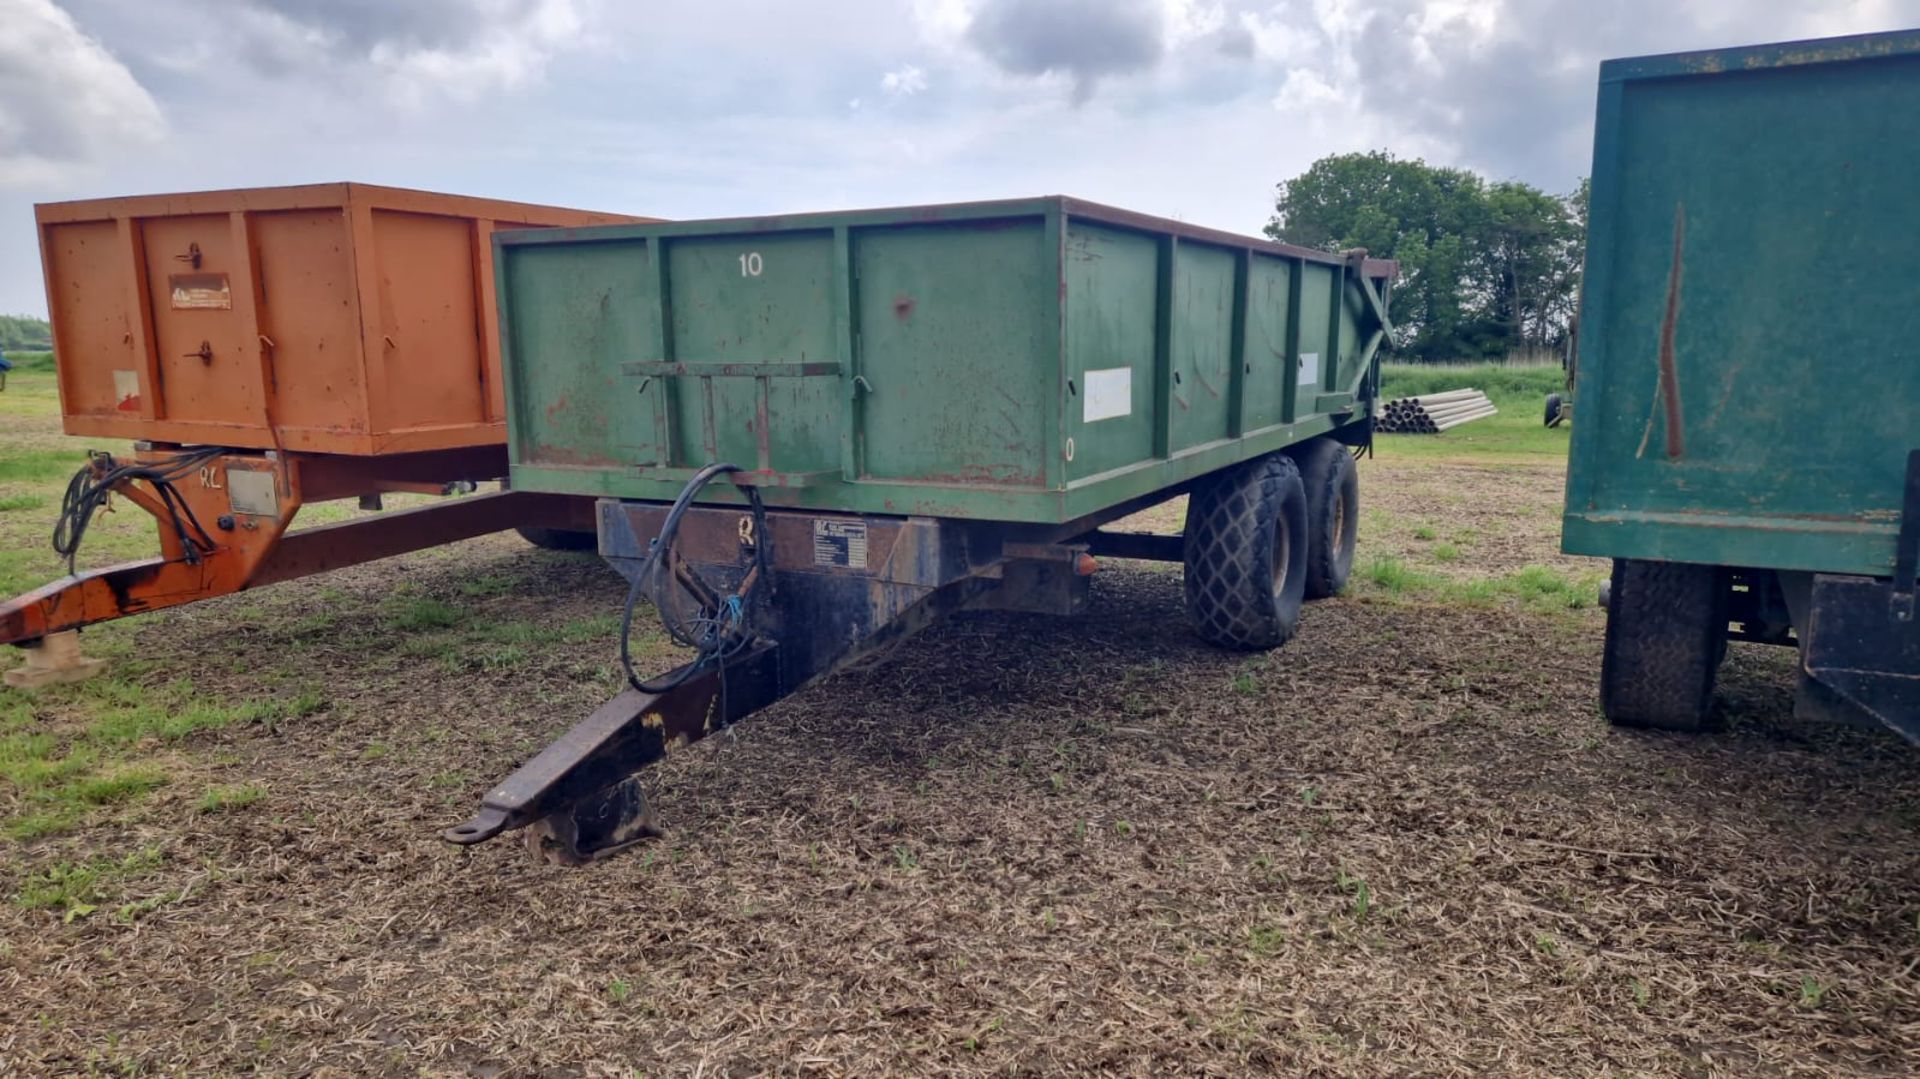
xmin=517 ymin=527 xmax=597 ymax=552
xmin=1544 ymin=393 xmax=1565 ymax=427
xmin=1184 ymin=453 xmax=1310 ymax=651
xmin=1288 ymin=438 xmax=1359 ymax=599
xmin=1600 ymin=558 xmax=1727 ymax=731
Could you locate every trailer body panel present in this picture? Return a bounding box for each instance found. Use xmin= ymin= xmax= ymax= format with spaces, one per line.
xmin=1563 ymin=32 xmax=1920 ymax=576
xmin=498 ymin=197 xmax=1395 ymax=524
xmin=38 ymin=183 xmax=645 ymax=455
xmin=6 ymin=184 xmax=638 ymax=653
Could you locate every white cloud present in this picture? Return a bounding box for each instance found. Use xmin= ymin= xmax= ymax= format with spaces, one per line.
xmin=74 ymin=0 xmax=593 ymax=106
xmin=1272 ymin=67 xmax=1338 ymax=111
xmin=7 ymin=0 xmax=1920 ymax=316
xmin=1160 ymin=0 xmax=1227 ymax=47
xmin=910 ymin=0 xmax=974 ymax=49
xmin=371 ymin=0 xmax=587 ymax=104
xmin=881 ymin=64 xmax=929 ymax=96
xmin=0 ymin=0 xmax=166 ymax=188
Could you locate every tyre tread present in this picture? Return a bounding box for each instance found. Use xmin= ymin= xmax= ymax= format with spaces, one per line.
xmin=1600 ymin=559 xmax=1725 ymax=732
xmin=1289 ymin=438 xmax=1359 ymax=599
xmin=1184 ymin=455 xmax=1307 ymax=651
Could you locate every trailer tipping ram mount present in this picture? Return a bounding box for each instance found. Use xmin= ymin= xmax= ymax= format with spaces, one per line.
xmin=445 ymin=197 xmax=1395 ymax=863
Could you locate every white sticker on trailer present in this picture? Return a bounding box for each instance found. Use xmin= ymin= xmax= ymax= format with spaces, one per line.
xmin=1082 ymin=367 xmax=1133 ymax=422
xmin=1298 ymin=352 xmax=1320 ymax=387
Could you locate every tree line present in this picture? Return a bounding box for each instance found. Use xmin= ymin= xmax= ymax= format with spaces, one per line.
xmin=1266 ymin=151 xmax=1586 ymax=363
xmin=0 ymin=314 xmax=52 ymax=352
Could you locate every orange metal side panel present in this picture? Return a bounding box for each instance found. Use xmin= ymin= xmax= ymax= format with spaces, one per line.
xmin=140 ymin=213 xmax=263 ymax=430
xmin=36 ymin=183 xmax=648 ymax=456
xmin=366 ymin=209 xmax=487 ymax=436
xmin=42 ymin=220 xmax=137 ymax=419
xmin=250 ymin=209 xmax=367 ymax=435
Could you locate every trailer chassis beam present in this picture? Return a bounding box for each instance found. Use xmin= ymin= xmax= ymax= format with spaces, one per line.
xmin=445 ymin=641 xmax=786 ymax=864
xmin=1 ymin=444 xmax=590 ymax=648
xmin=445 ymin=497 xmax=1090 ymax=863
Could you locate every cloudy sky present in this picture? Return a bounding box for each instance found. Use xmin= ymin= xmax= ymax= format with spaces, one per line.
xmin=1 ymin=0 xmax=1915 ymax=316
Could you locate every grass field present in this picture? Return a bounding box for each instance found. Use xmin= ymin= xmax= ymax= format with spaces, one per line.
xmin=1375 ymin=361 xmax=1571 ymax=465
xmin=1 ymin=361 xmax=1916 ymax=1076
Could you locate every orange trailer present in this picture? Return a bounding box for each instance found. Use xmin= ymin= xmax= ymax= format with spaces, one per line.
xmin=4 ymin=184 xmax=645 ymax=683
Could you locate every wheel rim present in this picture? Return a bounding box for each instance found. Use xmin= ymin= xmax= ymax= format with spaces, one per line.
xmin=1271 ymin=516 xmax=1292 ymax=597
xmin=1331 ymin=489 xmax=1348 ymax=552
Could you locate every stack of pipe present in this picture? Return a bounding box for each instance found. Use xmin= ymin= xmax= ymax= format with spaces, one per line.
xmin=1373 ymin=389 xmax=1497 ymax=434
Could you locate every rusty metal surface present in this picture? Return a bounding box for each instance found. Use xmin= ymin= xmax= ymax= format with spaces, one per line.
xmin=1649 ymin=204 xmax=1686 ymax=460
xmin=444 ymin=642 xmax=783 ymax=858
xmin=37 ymin=184 xmax=647 ymax=455
xmin=250 ymin=491 xmax=588 ymax=586
xmin=1083 ymin=531 xmax=1185 ymax=562
xmin=0 ymin=444 xmax=588 ymax=645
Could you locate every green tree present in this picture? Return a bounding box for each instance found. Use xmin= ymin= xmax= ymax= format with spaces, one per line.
xmin=1267 ymin=152 xmax=1584 ymax=361
xmin=0 ymin=314 xmax=52 ymax=351
xmin=1475 ymin=181 xmax=1584 ymax=350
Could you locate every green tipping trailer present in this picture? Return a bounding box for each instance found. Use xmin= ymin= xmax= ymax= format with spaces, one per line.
xmin=1565 ymin=31 xmax=1920 ymax=741
xmin=446 ymin=198 xmax=1395 ymax=862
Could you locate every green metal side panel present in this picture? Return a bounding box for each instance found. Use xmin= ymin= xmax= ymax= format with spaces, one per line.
xmin=501 ymin=241 xmax=657 ymax=469
xmin=1338 ymin=280 xmax=1365 ymax=383
xmin=498 ymin=196 xmax=1394 ymax=524
xmin=1295 ymin=270 xmax=1333 ymax=412
xmin=1564 ymin=32 xmax=1920 ymax=576
xmin=854 ymin=223 xmax=1052 ymax=486
xmin=1169 ymin=243 xmax=1237 ymax=454
xmin=1063 ymin=222 xmax=1158 ymax=480
xmin=663 ymin=232 xmax=842 ymax=475
xmin=1243 ymin=255 xmax=1294 ymax=430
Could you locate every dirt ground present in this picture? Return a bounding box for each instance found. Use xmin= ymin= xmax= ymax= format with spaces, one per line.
xmin=3 ymin=452 xmax=1919 ymax=1077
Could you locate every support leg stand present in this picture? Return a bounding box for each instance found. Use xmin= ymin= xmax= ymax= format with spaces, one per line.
xmin=5 ymin=631 xmax=108 ymax=689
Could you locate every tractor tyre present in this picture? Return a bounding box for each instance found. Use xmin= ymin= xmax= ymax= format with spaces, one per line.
xmin=1600 ymin=558 xmax=1728 ymax=732
xmin=1183 ymin=453 xmax=1310 ymax=651
xmin=1287 ymin=437 xmax=1359 ymax=600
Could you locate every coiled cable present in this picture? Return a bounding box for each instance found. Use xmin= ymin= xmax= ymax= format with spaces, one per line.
xmin=619 ymin=462 xmax=772 ymax=694
xmin=53 ymin=447 xmax=225 ymax=574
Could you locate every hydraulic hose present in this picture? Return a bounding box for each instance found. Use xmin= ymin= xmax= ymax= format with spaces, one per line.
xmin=53 ymin=447 xmax=225 ymax=574
xmin=618 ymin=462 xmax=772 ymax=694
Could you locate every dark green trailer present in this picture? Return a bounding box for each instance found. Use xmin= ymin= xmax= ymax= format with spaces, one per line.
xmin=1565 ymin=31 xmax=1920 ymax=741
xmin=447 ymin=197 xmax=1395 ymax=862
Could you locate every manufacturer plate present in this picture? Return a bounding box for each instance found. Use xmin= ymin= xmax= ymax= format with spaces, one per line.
xmin=169 ymin=272 xmax=231 ymax=310
xmin=812 ymin=519 xmax=868 ymax=569
xmin=226 ymin=469 xmax=279 ymax=517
